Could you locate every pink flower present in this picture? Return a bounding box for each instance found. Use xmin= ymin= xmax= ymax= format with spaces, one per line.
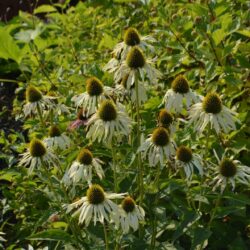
xmin=68 ymin=109 xmax=90 ymax=131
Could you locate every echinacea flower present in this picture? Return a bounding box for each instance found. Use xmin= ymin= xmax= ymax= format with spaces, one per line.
xmin=175 ymin=145 xmax=203 ymax=180
xmin=64 ymin=184 xmax=127 ymax=226
xmin=43 ymin=125 xmax=71 ymax=150
xmin=211 ymin=150 xmax=250 ymax=193
xmin=157 ymin=109 xmax=176 ymax=134
xmin=138 ymin=127 xmax=176 ymax=167
xmin=86 ymin=100 xmax=131 ymax=145
xmin=111 ymin=27 xmax=155 ymax=60
xmin=71 ymin=77 xmax=111 ymax=116
xmin=106 ymin=47 xmax=161 ymax=87
xmin=19 ymin=138 xmax=58 ymax=174
xmin=66 ymin=148 xmax=104 ymax=185
xmin=189 ymin=93 xmax=240 ymax=134
xmin=23 ymin=86 xmax=55 ymax=117
xmin=68 ymin=108 xmax=90 ymax=131
xmin=162 ymin=75 xmax=200 ymax=114
xmin=113 ymin=196 xmax=145 ymax=234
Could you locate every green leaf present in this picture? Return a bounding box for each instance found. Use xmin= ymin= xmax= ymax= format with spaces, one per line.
xmin=172 ymin=211 xmax=201 ymax=241
xmin=52 ymin=222 xmax=68 ymax=229
xmin=34 ymin=5 xmax=57 ymax=14
xmin=191 ymin=227 xmax=211 ymax=250
xmin=28 ymin=229 xmax=72 ymax=242
xmin=0 ymin=27 xmax=22 ymax=64
xmin=15 ymin=24 xmax=44 ymax=43
xmin=212 ymin=29 xmax=227 ymax=46
xmin=236 ymin=30 xmax=250 ymax=38
xmin=0 ymin=170 xmax=21 ymax=182
xmin=98 ymin=33 xmax=118 ymax=49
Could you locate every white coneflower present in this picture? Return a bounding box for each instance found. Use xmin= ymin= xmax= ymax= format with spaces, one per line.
xmin=138 ymin=127 xmax=176 ymax=167
xmin=86 ymin=100 xmax=131 ymax=145
xmin=189 ymin=93 xmax=240 ymax=134
xmin=65 ymin=184 xmax=127 ymax=226
xmin=111 ymin=27 xmax=155 ymax=60
xmin=43 ymin=125 xmax=71 ymax=150
xmin=71 ymin=77 xmax=111 ymax=116
xmin=157 ymin=109 xmax=176 ymax=135
xmin=67 ymin=148 xmax=104 ymax=185
xmin=175 ymin=146 xmax=203 ymax=180
xmin=114 ymin=196 xmax=145 ymax=234
xmin=162 ymin=75 xmax=200 ymax=114
xmin=115 ymin=74 xmax=147 ymax=105
xmin=19 ymin=138 xmax=58 ymax=174
xmin=23 ymin=86 xmax=55 ymax=117
xmin=211 ymin=150 xmax=250 ymax=193
xmin=106 ymin=47 xmax=161 ymax=87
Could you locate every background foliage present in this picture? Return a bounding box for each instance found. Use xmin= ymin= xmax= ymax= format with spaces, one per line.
xmin=0 ymin=0 xmax=249 ymax=249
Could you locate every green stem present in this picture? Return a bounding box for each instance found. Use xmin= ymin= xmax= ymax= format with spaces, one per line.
xmin=150 ymin=215 xmax=157 ymax=250
xmin=37 ymin=104 xmax=46 ymax=127
xmin=111 ymin=144 xmax=118 ymax=193
xmin=103 ymin=223 xmax=109 ymax=250
xmin=179 ymin=169 xmax=196 ymax=210
xmin=208 ymin=192 xmax=222 ymax=228
xmin=135 ymin=73 xmax=144 ymax=240
xmin=206 ymin=33 xmax=223 ymax=66
xmin=135 ymin=74 xmax=144 ymax=204
xmin=150 ymin=164 xmax=162 ymax=250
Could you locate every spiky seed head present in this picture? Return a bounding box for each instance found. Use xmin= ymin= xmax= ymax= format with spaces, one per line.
xmin=26 ymin=86 xmax=42 ymax=103
xmin=49 ymin=125 xmax=61 ymax=137
xmin=176 ymin=146 xmax=192 ymax=163
xmin=126 ymin=47 xmax=145 ymax=69
xmin=171 ymin=75 xmax=190 ymax=94
xmin=202 ymin=93 xmax=222 ymax=114
xmin=86 ymin=77 xmax=103 ymax=96
xmin=152 ymin=127 xmax=170 ymax=146
xmin=124 ymin=27 xmax=140 ymax=46
xmin=77 ymin=148 xmax=93 ymax=165
xmin=29 ymin=138 xmax=46 ymax=157
xmin=158 ymin=109 xmax=174 ymax=128
xmin=219 ymin=158 xmax=237 ymax=178
xmin=122 ymin=196 xmax=136 ymax=213
xmin=87 ymin=184 xmax=105 ymax=204
xmin=98 ymin=100 xmax=117 ymax=121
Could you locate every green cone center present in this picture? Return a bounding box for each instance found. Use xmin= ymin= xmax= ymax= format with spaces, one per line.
xmin=86 ymin=77 xmax=103 ymax=96
xmin=98 ymin=100 xmax=117 ymax=121
xmin=77 ymin=148 xmax=93 ymax=165
xmin=124 ymin=27 xmax=140 ymax=46
xmin=49 ymin=125 xmax=61 ymax=137
xmin=126 ymin=47 xmax=145 ymax=69
xmin=87 ymin=184 xmax=105 ymax=204
xmin=171 ymin=75 xmax=190 ymax=94
xmin=26 ymin=86 xmax=42 ymax=103
xmin=202 ymin=93 xmax=222 ymax=114
xmin=152 ymin=127 xmax=170 ymax=146
xmin=176 ymin=146 xmax=192 ymax=163
xmin=158 ymin=109 xmax=173 ymax=128
xmin=29 ymin=139 xmax=46 ymax=157
xmin=220 ymin=159 xmax=237 ymax=178
xmin=122 ymin=197 xmax=136 ymax=213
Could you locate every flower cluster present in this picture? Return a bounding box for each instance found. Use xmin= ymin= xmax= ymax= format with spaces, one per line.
xmin=17 ymin=26 xmax=249 ymax=244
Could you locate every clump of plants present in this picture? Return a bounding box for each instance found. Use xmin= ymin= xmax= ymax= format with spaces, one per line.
xmin=0 ymin=1 xmax=249 ymax=249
